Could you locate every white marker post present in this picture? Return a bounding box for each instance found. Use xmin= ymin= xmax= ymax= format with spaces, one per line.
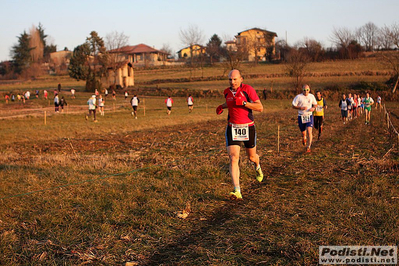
xmin=278 ymin=125 xmax=280 ymax=154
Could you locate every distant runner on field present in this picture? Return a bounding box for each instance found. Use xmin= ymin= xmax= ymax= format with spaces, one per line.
xmin=352 ymin=93 xmax=358 ymax=119
xmin=86 ymin=95 xmax=98 ymax=122
xmin=165 ymin=96 xmax=173 ymax=115
xmin=54 ymin=94 xmax=60 ymax=113
xmin=60 ymin=96 xmax=67 ymax=112
xmin=358 ymin=94 xmax=364 ymax=115
xmin=98 ymin=95 xmax=105 ymax=116
xmin=339 ymin=94 xmax=350 ymax=124
xmin=347 ymin=93 xmax=354 ymax=120
xmin=292 ymin=84 xmax=317 ymax=153
xmin=187 ymin=95 xmax=194 ymax=113
xmin=363 ymin=92 xmax=374 ymax=125
xmin=130 ymin=95 xmax=140 ymax=119
xmin=376 ymin=95 xmax=382 ymax=110
xmin=216 ymin=69 xmax=264 ymax=201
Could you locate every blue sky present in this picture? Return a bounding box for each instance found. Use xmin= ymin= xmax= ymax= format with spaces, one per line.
xmin=0 ymin=0 xmax=398 ymax=61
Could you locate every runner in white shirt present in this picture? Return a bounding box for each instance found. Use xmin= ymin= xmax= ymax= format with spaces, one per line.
xmin=292 ymin=84 xmax=317 ymax=153
xmin=98 ymin=95 xmax=105 ymax=116
xmin=339 ymin=94 xmax=350 ymax=124
xmin=165 ymin=96 xmax=173 ymax=115
xmin=130 ymin=95 xmax=140 ymax=119
xmin=376 ymin=95 xmax=382 ymax=110
xmin=187 ymin=95 xmax=194 ymax=113
xmin=85 ymin=95 xmax=98 ymax=122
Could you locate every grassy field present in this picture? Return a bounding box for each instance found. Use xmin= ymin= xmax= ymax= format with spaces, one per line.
xmin=134 ymin=57 xmax=391 ymax=83
xmin=0 ymin=95 xmax=398 ymax=265
xmin=0 ymin=58 xmax=398 ymax=265
xmin=0 ymin=56 xmax=393 ymax=96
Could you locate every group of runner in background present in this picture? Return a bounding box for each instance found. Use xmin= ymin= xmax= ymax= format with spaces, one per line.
xmin=84 ymin=90 xmax=195 ymax=122
xmin=339 ymin=92 xmax=381 ymax=125
xmin=292 ymin=85 xmax=383 ymax=154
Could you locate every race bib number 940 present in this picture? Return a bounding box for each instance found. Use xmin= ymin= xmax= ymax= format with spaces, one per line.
xmin=232 ymin=124 xmax=249 ymax=141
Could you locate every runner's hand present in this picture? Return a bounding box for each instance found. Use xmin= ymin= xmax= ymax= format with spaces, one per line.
xmin=216 ymin=105 xmax=223 ymax=115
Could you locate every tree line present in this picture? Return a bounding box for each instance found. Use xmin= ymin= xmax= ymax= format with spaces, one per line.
xmin=1 ymin=22 xmax=399 ymax=92
xmin=1 ymin=23 xmax=56 ymax=79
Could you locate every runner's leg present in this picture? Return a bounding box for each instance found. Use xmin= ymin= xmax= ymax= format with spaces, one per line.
xmin=307 ymin=126 xmax=313 ymax=149
xmin=246 ymin=147 xmax=259 ymax=168
xmin=227 ymin=145 xmax=241 ymax=191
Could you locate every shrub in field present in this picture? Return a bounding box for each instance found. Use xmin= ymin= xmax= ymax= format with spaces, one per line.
xmin=349 ymin=81 xmax=388 ymax=92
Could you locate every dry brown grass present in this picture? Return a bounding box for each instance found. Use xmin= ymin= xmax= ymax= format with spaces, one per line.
xmin=0 ymin=97 xmax=398 ymax=265
xmin=0 ymin=58 xmax=398 ymax=265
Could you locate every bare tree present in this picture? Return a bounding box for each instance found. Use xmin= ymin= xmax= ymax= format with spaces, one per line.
xmin=378 ymin=25 xmax=394 ymax=50
xmin=298 ymin=37 xmax=325 ymax=62
xmin=330 ymin=27 xmax=355 ymax=54
xmin=105 ymin=31 xmax=129 ymax=87
xmin=391 ymin=22 xmax=399 ymax=49
xmin=160 ymin=43 xmax=174 ymax=59
xmin=275 ymin=39 xmax=291 ymax=61
xmin=223 ymin=44 xmax=247 ymax=71
xmin=330 ymin=27 xmax=364 ymax=59
xmin=179 ymin=24 xmax=205 ymax=64
xmin=29 ymin=25 xmax=44 ymax=63
xmin=357 ymin=22 xmax=379 ymax=51
xmin=285 ymin=49 xmax=311 ymax=92
xmin=381 ymin=52 xmax=399 ymax=93
xmin=105 ymin=31 xmax=129 ymax=51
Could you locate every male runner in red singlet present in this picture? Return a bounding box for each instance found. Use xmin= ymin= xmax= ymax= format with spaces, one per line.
xmin=216 ymin=69 xmax=264 ymax=200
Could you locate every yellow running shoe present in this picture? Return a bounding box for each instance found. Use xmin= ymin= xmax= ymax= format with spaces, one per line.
xmin=229 ymin=190 xmax=243 ymax=200
xmin=255 ymin=165 xmax=264 ymax=182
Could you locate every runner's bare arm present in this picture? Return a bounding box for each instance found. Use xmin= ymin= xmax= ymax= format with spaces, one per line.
xmin=245 ymin=100 xmax=263 ymax=112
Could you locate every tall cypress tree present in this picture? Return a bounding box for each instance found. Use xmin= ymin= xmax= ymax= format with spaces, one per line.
xmin=11 ymin=31 xmax=33 ymax=74
xmin=37 ymin=23 xmax=56 ymax=61
xmin=206 ymin=34 xmax=223 ymax=64
xmin=68 ymin=31 xmax=108 ymax=91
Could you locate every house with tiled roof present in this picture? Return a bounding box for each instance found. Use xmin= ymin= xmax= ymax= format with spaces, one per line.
xmin=109 ymin=43 xmax=168 ymax=67
xmin=226 ymin=28 xmax=278 ymax=62
xmin=177 ymin=44 xmax=206 ymax=59
xmin=103 ymin=43 xmax=169 ymax=88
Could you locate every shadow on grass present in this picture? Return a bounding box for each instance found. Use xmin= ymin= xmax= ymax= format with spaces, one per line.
xmin=143 ymin=146 xmax=309 ymax=265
